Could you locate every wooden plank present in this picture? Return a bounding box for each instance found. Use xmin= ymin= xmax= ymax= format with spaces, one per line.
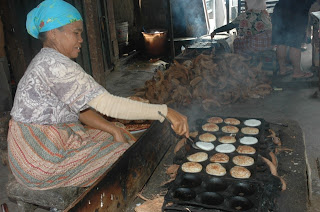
xmin=106 ymin=0 xmax=119 ymax=63
xmin=1 ymin=0 xmax=35 ymax=84
xmin=73 ymin=0 xmax=92 ymax=76
xmin=82 ymin=0 xmax=106 ymax=87
xmin=64 ymin=121 xmax=174 ymax=212
xmin=310 ymin=12 xmax=320 ymax=90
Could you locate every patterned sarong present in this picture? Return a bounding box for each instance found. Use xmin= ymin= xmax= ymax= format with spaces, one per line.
xmin=7 ymin=120 xmax=133 ymax=190
xmin=233 ymin=30 xmax=272 ymax=54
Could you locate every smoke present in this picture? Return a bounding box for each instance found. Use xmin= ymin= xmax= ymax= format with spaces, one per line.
xmin=171 ymin=0 xmax=208 ymax=37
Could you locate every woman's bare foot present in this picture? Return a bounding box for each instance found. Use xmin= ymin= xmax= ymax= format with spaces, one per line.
xmin=278 ymin=66 xmax=293 ymax=76
xmin=292 ymin=71 xmax=313 ymax=79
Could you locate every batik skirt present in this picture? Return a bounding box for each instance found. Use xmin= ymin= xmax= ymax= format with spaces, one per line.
xmin=7 ymin=120 xmax=133 ymax=190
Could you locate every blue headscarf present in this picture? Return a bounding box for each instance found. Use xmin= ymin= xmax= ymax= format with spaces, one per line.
xmin=26 ymin=0 xmax=83 ymax=39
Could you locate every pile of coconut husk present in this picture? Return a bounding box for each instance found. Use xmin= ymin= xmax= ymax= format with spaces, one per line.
xmin=133 ymin=52 xmax=272 ymax=110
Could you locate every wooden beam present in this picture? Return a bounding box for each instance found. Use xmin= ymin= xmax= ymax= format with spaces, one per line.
xmin=1 ymin=0 xmax=35 ymax=84
xmin=106 ymin=0 xmax=119 ymax=63
xmin=82 ymin=0 xmax=106 ymax=87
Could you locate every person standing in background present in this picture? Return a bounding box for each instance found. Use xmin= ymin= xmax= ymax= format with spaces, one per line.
xmin=272 ymin=0 xmax=316 ymax=78
xmin=211 ymin=0 xmax=272 ymax=55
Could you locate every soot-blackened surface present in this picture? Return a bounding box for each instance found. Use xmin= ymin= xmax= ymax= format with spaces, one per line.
xmin=125 ymin=113 xmax=307 ymax=212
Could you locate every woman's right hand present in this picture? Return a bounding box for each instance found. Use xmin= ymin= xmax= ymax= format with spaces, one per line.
xmin=166 ymin=108 xmax=189 ymax=138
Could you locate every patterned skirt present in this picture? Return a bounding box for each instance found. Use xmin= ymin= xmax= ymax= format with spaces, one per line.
xmin=233 ymin=30 xmax=272 ymax=54
xmin=7 ymin=120 xmax=133 ymax=190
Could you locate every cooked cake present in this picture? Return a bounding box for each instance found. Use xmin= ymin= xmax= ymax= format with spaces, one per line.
xmin=224 ymin=118 xmax=241 ymax=125
xmin=232 ymin=155 xmax=254 ymax=166
xmin=236 ymin=145 xmax=256 ymax=154
xmin=207 ymin=117 xmax=223 ymax=124
xmin=230 ymin=166 xmax=251 ymax=179
xmin=206 ymin=163 xmax=227 ymax=176
xmin=202 ymin=123 xmax=219 ymax=132
xmin=187 ymin=152 xmax=208 ymax=162
xmin=209 ymin=153 xmax=229 ymax=163
xmin=199 ymin=133 xmax=217 ymax=142
xmin=181 ymin=162 xmax=202 ymax=173
xmin=241 ymin=127 xmax=259 ymax=135
xmin=219 ymin=136 xmax=236 ymax=144
xmin=221 ymin=126 xmax=239 ymax=134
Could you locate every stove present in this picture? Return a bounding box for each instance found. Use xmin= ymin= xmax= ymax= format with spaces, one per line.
xmin=163 ymin=116 xmax=281 ymax=212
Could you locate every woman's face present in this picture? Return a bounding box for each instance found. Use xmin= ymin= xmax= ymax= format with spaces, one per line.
xmin=47 ymin=20 xmax=83 ymax=59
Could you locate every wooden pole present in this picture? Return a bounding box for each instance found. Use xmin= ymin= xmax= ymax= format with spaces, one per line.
xmin=167 ymin=0 xmax=175 ymax=60
xmin=82 ymin=0 xmax=106 ymax=87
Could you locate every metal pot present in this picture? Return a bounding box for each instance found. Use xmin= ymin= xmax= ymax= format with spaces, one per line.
xmin=142 ymin=29 xmax=168 ymax=56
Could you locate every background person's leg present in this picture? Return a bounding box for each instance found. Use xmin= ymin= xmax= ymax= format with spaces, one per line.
xmin=276 ymin=45 xmax=289 ymax=75
xmin=290 ymin=47 xmax=313 ymax=78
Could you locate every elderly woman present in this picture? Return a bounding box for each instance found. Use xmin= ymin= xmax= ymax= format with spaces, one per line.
xmin=8 ymin=0 xmax=189 ymax=190
xmin=211 ymin=0 xmax=272 ymax=55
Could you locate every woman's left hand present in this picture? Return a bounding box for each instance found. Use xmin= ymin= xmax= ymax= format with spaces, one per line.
xmin=112 ymin=128 xmax=128 ymax=143
xmin=166 ymin=108 xmax=189 ymax=137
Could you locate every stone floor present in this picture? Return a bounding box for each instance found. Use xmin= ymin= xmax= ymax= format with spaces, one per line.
xmin=1 ymin=44 xmax=320 ymax=212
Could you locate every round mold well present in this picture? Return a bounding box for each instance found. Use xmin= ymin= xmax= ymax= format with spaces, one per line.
xmin=256 ymin=160 xmax=268 ymax=172
xmin=230 ymin=182 xmax=257 ymax=196
xmin=204 ymin=177 xmax=228 ymax=192
xmin=264 ymin=137 xmax=273 ymax=143
xmin=196 ymin=192 xmax=224 ymax=206
xmin=258 ymin=143 xmax=268 ymax=151
xmin=227 ymin=196 xmax=254 ymax=211
xmin=173 ymin=188 xmax=196 ymax=201
xmin=179 ymin=173 xmax=202 ymax=188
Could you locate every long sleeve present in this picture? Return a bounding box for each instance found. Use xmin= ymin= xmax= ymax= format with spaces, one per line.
xmin=214 ymin=22 xmax=238 ymax=33
xmin=88 ymin=91 xmax=168 ymax=122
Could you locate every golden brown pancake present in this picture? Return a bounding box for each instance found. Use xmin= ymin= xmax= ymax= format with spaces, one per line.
xmin=241 ymin=127 xmax=259 ymax=135
xmin=230 ymin=166 xmax=251 ymax=179
xmin=219 ymin=136 xmax=236 ymax=144
xmin=187 ymin=152 xmax=208 ymax=162
xmin=224 ymin=118 xmax=241 ymax=125
xmin=206 ymin=163 xmax=227 ymax=176
xmin=189 ymin=131 xmax=199 ymax=138
xmin=221 ymin=126 xmax=239 ymax=134
xmin=181 ymin=162 xmax=202 ymax=173
xmin=202 ymin=123 xmax=219 ymax=132
xmin=207 ymin=117 xmax=223 ymax=124
xmin=232 ymin=155 xmax=254 ymax=166
xmin=236 ymin=145 xmax=256 ymax=155
xmin=199 ymin=133 xmax=217 ymax=142
xmin=209 ymin=153 xmax=229 ymax=163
